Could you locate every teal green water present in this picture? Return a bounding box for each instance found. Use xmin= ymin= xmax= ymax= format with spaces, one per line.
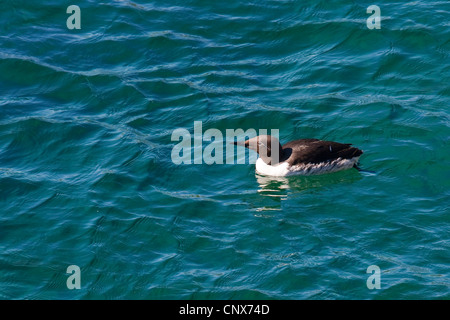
xmin=1 ymin=0 xmax=449 ymax=299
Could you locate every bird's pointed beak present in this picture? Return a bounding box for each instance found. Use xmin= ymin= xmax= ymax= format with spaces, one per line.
xmin=231 ymin=140 xmax=249 ymax=148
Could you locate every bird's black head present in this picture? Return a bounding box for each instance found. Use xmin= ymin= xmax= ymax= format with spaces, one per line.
xmin=233 ymin=135 xmax=283 ymax=165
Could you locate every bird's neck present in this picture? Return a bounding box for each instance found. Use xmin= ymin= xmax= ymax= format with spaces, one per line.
xmin=260 ymin=144 xmax=284 ymax=166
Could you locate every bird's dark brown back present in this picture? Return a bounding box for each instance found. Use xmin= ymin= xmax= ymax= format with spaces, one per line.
xmin=281 ymin=139 xmax=363 ymax=165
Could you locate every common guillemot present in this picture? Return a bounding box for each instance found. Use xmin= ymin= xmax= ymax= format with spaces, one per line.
xmin=234 ymin=135 xmax=363 ymax=177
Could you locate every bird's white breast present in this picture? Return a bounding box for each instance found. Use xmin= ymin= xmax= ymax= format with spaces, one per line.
xmin=255 ymin=158 xmax=291 ymax=176
xmin=255 ymin=157 xmax=360 ymax=177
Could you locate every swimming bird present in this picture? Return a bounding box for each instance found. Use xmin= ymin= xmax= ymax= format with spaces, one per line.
xmin=233 ymin=135 xmax=363 ymax=176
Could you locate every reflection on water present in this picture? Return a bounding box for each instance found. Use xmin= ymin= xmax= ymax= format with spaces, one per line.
xmin=256 ymin=174 xmax=290 ymax=192
xmin=254 ymin=169 xmax=363 ymax=212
